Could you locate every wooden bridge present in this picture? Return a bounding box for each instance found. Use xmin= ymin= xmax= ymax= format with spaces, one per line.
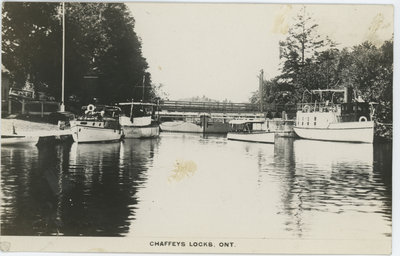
xmin=156 ymin=100 xmax=296 ymax=119
xmin=158 ymin=100 xmax=259 ymax=113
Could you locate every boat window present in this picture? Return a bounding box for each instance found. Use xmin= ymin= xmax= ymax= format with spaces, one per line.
xmin=92 ymin=122 xmax=95 ymax=126
xmin=307 ymin=117 xmax=309 ymax=126
xmin=99 ymin=123 xmax=101 ymax=126
xmin=314 ymin=116 xmax=317 ymax=126
xmin=80 ymin=122 xmax=87 ymax=125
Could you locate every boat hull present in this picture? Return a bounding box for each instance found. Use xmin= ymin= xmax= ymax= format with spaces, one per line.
xmin=122 ymin=125 xmax=160 ymax=139
xmin=160 ymin=121 xmax=229 ymax=133
xmin=293 ymin=121 xmax=374 ymax=143
xmin=227 ymin=132 xmax=275 ymax=144
xmin=72 ymin=125 xmax=122 ymax=143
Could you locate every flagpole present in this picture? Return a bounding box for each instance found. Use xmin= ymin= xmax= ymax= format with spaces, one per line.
xmin=60 ymin=1 xmax=65 ymax=112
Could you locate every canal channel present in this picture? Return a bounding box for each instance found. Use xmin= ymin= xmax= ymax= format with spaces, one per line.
xmin=1 ymin=133 xmax=392 ymax=242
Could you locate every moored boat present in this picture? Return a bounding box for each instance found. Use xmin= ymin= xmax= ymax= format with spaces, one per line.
xmin=118 ymin=102 xmax=160 ymax=139
xmin=293 ymin=89 xmax=374 ymax=143
xmin=227 ymin=119 xmax=275 ymax=143
xmin=160 ymin=113 xmax=230 ymax=134
xmin=70 ymin=104 xmax=123 ymax=143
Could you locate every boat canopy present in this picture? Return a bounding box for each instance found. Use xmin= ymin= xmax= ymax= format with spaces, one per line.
xmin=118 ymin=102 xmax=157 ymax=106
xmin=229 ymin=119 xmax=265 ymax=125
xmin=81 ymin=105 xmax=121 ymax=113
xmin=311 ymin=89 xmax=346 ymax=94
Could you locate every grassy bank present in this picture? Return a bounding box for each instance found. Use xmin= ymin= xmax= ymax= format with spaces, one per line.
xmin=1 ymin=118 xmax=59 ymax=135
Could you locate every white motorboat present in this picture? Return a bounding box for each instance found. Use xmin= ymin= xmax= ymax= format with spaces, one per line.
xmin=118 ymin=102 xmax=160 ymax=139
xmin=293 ymin=89 xmax=374 ymax=143
xmin=227 ymin=119 xmax=275 ymax=144
xmin=70 ymin=104 xmax=123 ymax=143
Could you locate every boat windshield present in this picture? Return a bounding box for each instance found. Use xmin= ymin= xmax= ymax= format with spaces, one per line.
xmin=118 ymin=102 xmax=157 ymax=118
xmin=79 ymin=105 xmax=121 ymax=120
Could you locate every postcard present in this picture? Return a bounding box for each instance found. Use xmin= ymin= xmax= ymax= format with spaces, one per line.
xmin=0 ymin=1 xmax=397 ymax=255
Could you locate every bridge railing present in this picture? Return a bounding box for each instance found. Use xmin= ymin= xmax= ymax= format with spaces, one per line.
xmin=158 ymin=100 xmax=297 ymax=115
xmin=159 ymin=100 xmax=259 ymax=113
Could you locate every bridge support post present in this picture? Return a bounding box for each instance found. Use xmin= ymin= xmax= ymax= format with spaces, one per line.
xmin=21 ymin=99 xmax=25 ymax=115
xmin=8 ymin=99 xmax=11 ymax=114
xmin=41 ymin=102 xmax=44 ymax=117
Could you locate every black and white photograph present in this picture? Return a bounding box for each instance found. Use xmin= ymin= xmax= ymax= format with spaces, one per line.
xmin=0 ymin=0 xmax=397 ymax=254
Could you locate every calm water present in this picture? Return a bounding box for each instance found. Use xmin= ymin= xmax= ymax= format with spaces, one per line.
xmin=1 ymin=133 xmax=392 ymax=240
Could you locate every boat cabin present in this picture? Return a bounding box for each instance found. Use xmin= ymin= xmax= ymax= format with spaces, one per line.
xmin=79 ymin=104 xmax=121 ymax=120
xmin=118 ymin=102 xmax=157 ymax=119
xmin=296 ymin=89 xmax=373 ymax=128
xmin=229 ymin=119 xmax=267 ymax=133
xmin=75 ymin=105 xmax=121 ymax=129
xmin=340 ymin=102 xmax=372 ymax=122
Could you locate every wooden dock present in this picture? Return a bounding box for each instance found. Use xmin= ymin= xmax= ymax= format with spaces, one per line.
xmin=36 ymin=130 xmax=73 ymax=146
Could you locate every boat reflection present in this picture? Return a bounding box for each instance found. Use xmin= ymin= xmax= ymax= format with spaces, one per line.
xmin=1 ymin=139 xmax=158 ymax=236
xmin=268 ymin=138 xmax=390 ymax=239
xmin=62 ymin=140 xmax=156 ymax=236
xmin=294 ymin=139 xmax=373 ymax=170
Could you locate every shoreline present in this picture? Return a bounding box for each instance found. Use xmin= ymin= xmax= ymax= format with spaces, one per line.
xmin=1 ymin=118 xmax=67 ymax=136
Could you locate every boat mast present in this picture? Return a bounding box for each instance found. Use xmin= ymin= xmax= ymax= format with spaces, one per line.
xmin=60 ymin=1 xmax=66 ymax=112
xmin=259 ymin=69 xmax=264 ymax=112
xmin=142 ymin=74 xmax=145 ymax=102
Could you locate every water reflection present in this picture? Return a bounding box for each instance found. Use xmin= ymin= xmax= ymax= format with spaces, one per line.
xmin=292 ymin=140 xmax=374 ymax=214
xmin=267 ymin=139 xmax=391 ymax=239
xmin=1 ymin=134 xmax=392 ymax=241
xmin=372 ymin=143 xmax=392 ymax=223
xmin=1 ymin=139 xmax=158 ymax=236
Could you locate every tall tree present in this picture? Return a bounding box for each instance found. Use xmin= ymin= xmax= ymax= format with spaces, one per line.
xmin=278 ymin=6 xmax=335 ymax=100
xmin=2 ymin=2 xmax=152 ymax=107
xmin=95 ymin=3 xmax=149 ymax=104
xmin=340 ymin=40 xmax=393 ymax=129
xmin=279 ymin=7 xmax=327 ymax=65
xmin=2 ymin=2 xmax=61 ymax=93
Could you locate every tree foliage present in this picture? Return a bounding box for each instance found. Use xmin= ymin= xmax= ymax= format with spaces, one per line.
xmin=2 ymin=2 xmax=62 ymax=93
xmin=2 ymin=2 xmax=152 ymax=108
xmin=279 ymin=6 xmax=331 ymax=65
xmin=278 ymin=6 xmax=336 ymax=100
xmin=251 ymin=6 xmax=393 ymax=138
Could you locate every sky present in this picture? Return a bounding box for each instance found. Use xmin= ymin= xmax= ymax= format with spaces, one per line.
xmin=127 ymin=3 xmax=393 ymax=102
